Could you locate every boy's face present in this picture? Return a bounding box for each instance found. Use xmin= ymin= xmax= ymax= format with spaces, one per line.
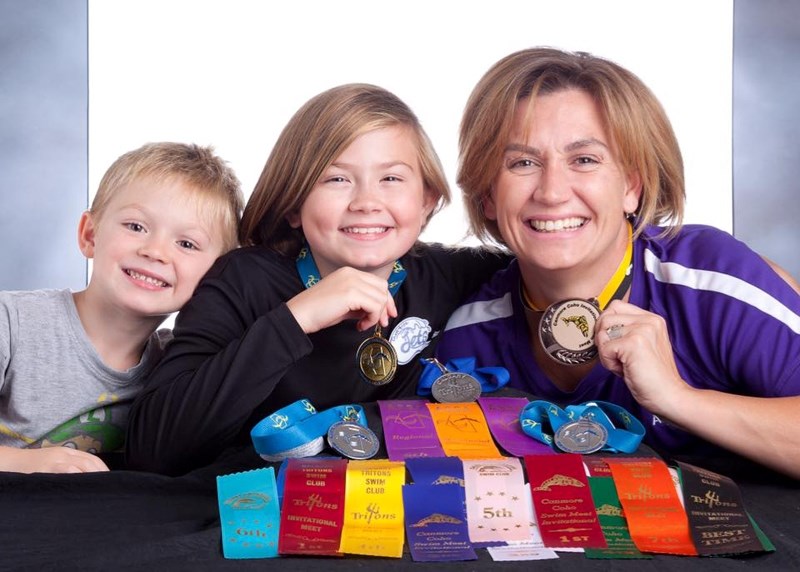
xmin=79 ymin=177 xmax=227 ymax=318
xmin=287 ymin=125 xmax=436 ymax=279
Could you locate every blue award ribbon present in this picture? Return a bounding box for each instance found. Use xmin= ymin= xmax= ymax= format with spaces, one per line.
xmin=519 ymin=400 xmax=644 ymax=453
xmin=406 ymin=456 xmax=465 ymax=488
xmin=403 ymin=481 xmax=477 ymax=562
xmin=417 ymin=357 xmax=510 ymax=396
xmin=216 ymin=467 xmax=281 ymax=559
xmin=295 ymin=241 xmax=407 ymax=295
xmin=250 ymin=399 xmax=367 ymax=460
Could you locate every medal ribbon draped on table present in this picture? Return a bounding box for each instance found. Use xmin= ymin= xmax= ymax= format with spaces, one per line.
xmin=250 ymin=399 xmax=368 ymax=461
xmin=477 ymin=397 xmax=555 ymax=457
xmin=417 ymin=357 xmax=510 ymax=402
xmin=526 ymin=222 xmax=633 ymax=366
xmin=296 ymin=242 xmax=406 ymax=385
xmin=519 ymin=400 xmax=644 ymax=454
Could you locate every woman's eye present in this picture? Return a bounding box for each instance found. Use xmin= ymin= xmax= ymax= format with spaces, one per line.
xmin=508 ymin=157 xmax=537 ymax=171
xmin=575 ymin=156 xmax=599 ymax=166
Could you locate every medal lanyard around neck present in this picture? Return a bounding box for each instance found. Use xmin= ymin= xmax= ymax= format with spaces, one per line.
xmin=522 ymin=222 xmax=633 ymax=312
xmin=295 ymin=241 xmax=407 ymax=295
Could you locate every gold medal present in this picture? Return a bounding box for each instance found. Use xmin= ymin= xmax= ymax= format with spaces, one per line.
xmin=357 ymin=326 xmax=398 ymax=386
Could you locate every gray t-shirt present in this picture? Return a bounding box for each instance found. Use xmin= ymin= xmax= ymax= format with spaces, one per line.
xmin=0 ymin=289 xmax=168 ymax=453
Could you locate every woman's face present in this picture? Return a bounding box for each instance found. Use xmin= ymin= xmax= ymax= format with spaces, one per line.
xmin=485 ymin=88 xmax=641 ymax=277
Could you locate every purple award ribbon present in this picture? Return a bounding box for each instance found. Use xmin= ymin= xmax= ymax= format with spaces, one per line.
xmin=378 ymin=400 xmax=446 ymax=461
xmin=478 ymin=397 xmax=555 ymax=457
xmin=403 ymin=482 xmax=477 ymax=561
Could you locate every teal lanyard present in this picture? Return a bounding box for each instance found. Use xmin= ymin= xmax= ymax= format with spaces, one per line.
xmin=295 ymin=241 xmax=407 ymax=295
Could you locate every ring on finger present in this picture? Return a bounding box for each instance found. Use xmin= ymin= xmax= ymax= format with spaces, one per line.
xmin=606 ymin=324 xmax=624 ymax=340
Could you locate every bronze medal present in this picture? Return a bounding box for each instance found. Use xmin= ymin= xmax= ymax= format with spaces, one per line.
xmin=357 ymin=326 xmax=398 ymax=385
xmin=538 ymin=298 xmax=601 ymax=366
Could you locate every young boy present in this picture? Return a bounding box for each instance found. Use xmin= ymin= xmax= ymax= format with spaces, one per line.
xmin=0 ymin=142 xmax=243 ymax=473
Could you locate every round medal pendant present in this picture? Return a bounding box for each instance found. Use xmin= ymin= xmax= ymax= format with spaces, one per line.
xmin=431 ymin=372 xmax=482 ymax=403
xmin=357 ymin=327 xmax=398 ymax=386
xmin=539 ymin=298 xmax=601 ymax=365
xmin=554 ymin=418 xmax=608 ymax=454
xmin=327 ymin=422 xmax=380 ymax=460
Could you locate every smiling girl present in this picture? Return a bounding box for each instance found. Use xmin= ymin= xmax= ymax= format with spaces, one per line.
xmin=126 ymin=84 xmax=508 ymax=475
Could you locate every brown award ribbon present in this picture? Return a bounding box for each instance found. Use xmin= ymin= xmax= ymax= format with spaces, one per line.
xmin=676 ymin=461 xmax=767 ymax=556
xmin=606 ymin=458 xmax=697 ymax=555
xmin=278 ymin=458 xmax=347 ymax=556
xmin=525 ymin=453 xmax=607 ymax=549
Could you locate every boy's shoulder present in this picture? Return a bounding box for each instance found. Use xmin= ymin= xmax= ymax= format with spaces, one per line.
xmin=0 ymin=288 xmax=71 ymax=312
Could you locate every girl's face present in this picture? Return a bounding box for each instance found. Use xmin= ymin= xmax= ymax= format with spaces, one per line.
xmin=485 ymin=88 xmax=640 ymax=283
xmin=288 ymin=125 xmax=436 ymax=279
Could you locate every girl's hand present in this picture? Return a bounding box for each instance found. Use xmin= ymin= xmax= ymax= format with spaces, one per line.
xmin=286 ymin=266 xmax=398 ymax=334
xmin=594 ymin=300 xmax=691 ymax=415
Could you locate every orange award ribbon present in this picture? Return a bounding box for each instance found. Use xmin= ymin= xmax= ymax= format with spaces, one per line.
xmin=606 ymin=458 xmax=697 ymax=555
xmin=426 ymin=402 xmax=502 ymax=459
xmin=339 ymin=459 xmax=406 ymax=558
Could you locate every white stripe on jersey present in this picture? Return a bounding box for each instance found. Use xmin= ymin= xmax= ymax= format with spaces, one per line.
xmin=644 ymin=249 xmax=800 ymax=334
xmin=444 ymin=292 xmax=513 ymax=331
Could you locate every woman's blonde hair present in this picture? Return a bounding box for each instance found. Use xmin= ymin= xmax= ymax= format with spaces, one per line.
xmin=459 ymin=47 xmax=685 ymax=245
xmin=240 ymin=83 xmax=450 ymax=254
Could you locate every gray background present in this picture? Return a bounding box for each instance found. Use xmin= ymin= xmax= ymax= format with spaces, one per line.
xmin=0 ymin=0 xmax=87 ymax=291
xmin=0 ymin=0 xmax=798 ymax=290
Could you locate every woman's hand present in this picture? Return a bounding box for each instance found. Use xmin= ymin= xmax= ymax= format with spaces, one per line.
xmin=286 ymin=266 xmax=398 ymax=334
xmin=595 ymin=299 xmax=691 ymax=415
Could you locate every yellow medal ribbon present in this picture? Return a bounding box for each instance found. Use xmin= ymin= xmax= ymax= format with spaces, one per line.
xmin=339 ymin=459 xmax=406 ymax=558
xmin=523 ymin=222 xmax=633 ymax=312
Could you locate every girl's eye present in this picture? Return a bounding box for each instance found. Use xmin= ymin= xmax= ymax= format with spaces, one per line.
xmin=325 ymin=175 xmax=348 ymax=184
xmin=125 ymin=222 xmax=145 ymax=232
xmin=382 ymin=175 xmax=402 ymax=182
xmin=177 ymin=240 xmax=198 ymax=251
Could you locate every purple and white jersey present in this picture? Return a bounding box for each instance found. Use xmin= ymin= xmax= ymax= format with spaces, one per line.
xmin=438 ymin=224 xmax=800 ymax=455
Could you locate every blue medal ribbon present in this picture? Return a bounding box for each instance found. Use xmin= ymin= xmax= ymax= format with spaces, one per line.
xmin=250 ymin=399 xmax=367 ymax=459
xmin=416 ymin=357 xmax=510 ymax=396
xmin=295 ymin=241 xmax=407 ymax=295
xmin=519 ymin=400 xmax=644 ymax=453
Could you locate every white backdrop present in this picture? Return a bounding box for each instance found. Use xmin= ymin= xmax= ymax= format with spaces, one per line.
xmin=89 ymin=0 xmax=733 ymax=245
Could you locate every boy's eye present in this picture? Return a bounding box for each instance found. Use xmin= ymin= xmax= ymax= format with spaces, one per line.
xmin=177 ymin=240 xmax=198 ymax=251
xmin=382 ymin=175 xmax=402 ymax=182
xmin=125 ymin=222 xmax=145 ymax=232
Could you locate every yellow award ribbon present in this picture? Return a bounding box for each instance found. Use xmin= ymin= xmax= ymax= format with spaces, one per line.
xmin=426 ymin=402 xmax=503 ymax=459
xmin=339 ymin=459 xmax=406 ymax=558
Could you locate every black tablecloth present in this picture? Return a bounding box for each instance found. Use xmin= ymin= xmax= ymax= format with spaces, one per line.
xmin=2 ymin=397 xmax=798 ymax=571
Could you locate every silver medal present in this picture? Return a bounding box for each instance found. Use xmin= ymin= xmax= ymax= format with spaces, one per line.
xmin=554 ymin=418 xmax=608 ymax=454
xmin=431 ymin=373 xmax=482 ymax=403
xmin=327 ymin=422 xmax=380 ymax=460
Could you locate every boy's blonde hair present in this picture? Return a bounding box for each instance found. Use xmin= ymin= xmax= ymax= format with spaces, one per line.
xmin=240 ymin=83 xmax=450 ymax=254
xmin=92 ymin=142 xmax=244 ymax=252
xmin=459 ymin=47 xmax=685 ymax=245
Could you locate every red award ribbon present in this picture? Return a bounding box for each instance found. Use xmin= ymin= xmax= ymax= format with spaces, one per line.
xmin=524 ymin=453 xmax=607 ymax=549
xmin=278 ymin=458 xmax=347 ymax=556
xmin=426 ymin=402 xmax=502 ymax=459
xmin=463 ymin=457 xmax=533 ymax=543
xmin=606 ymin=458 xmax=698 ymax=555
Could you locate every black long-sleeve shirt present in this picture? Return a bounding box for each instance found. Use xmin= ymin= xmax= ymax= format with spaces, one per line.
xmin=125 ymin=243 xmax=509 ymax=475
